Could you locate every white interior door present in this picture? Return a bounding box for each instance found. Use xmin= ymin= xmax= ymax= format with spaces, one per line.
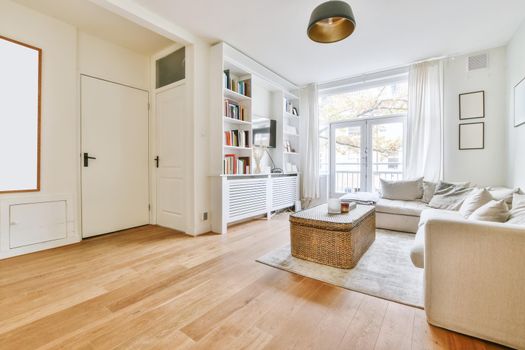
xmin=81 ymin=75 xmax=149 ymax=238
xmin=156 ymin=83 xmax=186 ymax=232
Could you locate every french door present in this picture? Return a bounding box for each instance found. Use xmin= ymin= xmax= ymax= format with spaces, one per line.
xmin=330 ymin=116 xmax=405 ymax=196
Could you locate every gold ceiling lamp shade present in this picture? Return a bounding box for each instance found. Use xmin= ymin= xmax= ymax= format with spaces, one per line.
xmin=307 ymin=1 xmax=356 ymax=43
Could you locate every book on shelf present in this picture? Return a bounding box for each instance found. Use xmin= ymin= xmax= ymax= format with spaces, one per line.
xmin=224 ymin=99 xmax=246 ymax=121
xmin=224 ymin=154 xmax=236 ymax=174
xmin=223 ymin=155 xmax=251 ymax=175
xmin=223 ymin=70 xmax=251 ymax=97
xmin=224 ymin=129 xmax=250 ymax=148
xmin=238 ymin=156 xmax=251 ymax=175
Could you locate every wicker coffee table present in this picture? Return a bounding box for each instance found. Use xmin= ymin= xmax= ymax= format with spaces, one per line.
xmin=289 ymin=204 xmax=376 ymax=269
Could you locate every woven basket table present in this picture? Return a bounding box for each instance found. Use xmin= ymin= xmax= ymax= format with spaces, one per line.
xmin=289 ymin=204 xmax=376 ymax=269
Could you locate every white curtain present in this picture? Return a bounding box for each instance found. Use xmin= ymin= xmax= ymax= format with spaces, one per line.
xmin=300 ymin=83 xmax=320 ymax=200
xmin=405 ymin=61 xmax=443 ymax=182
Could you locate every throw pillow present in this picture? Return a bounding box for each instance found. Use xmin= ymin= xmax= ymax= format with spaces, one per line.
xmin=507 ymin=194 xmax=525 ymax=225
xmin=487 ymin=187 xmax=520 ymax=206
xmin=428 ymin=181 xmax=472 ymax=210
xmin=422 ymin=181 xmax=437 ymax=204
xmin=380 ymin=177 xmax=423 ymax=201
xmin=459 ymin=188 xmax=493 ymax=218
xmin=469 ymin=200 xmax=510 ymax=223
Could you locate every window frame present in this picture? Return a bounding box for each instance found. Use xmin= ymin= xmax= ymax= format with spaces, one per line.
xmin=0 ymin=35 xmax=42 ymax=194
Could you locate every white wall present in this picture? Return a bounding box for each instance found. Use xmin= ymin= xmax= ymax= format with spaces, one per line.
xmin=186 ymin=42 xmax=211 ymax=235
xmin=0 ymin=1 xmax=165 ymax=257
xmin=0 ymin=1 xmax=80 ymax=257
xmin=78 ymin=31 xmax=149 ymax=89
xmin=506 ymin=20 xmax=525 ymax=190
xmin=443 ymin=47 xmax=507 ymax=186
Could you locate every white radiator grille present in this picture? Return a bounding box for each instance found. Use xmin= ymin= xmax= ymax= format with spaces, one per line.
xmin=227 ymin=179 xmax=268 ymax=221
xmin=272 ymin=176 xmax=297 ymax=210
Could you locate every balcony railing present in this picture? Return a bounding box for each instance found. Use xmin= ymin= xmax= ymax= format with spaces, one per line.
xmin=334 ymin=162 xmax=403 ymax=193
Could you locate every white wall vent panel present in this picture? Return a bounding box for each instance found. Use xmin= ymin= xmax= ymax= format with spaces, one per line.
xmin=467 ymin=53 xmax=488 ymax=71
xmin=272 ymin=176 xmax=298 ymax=211
xmin=227 ymin=178 xmax=268 ymax=221
xmin=9 ymin=200 xmax=68 ymax=248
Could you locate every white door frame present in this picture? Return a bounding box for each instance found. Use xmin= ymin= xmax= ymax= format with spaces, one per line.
xmin=79 ymin=74 xmax=150 ymax=238
xmin=329 ymin=115 xmax=406 ymax=196
xmin=148 ymin=44 xmax=186 ymax=228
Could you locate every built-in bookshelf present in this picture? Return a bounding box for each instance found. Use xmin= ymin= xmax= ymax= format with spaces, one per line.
xmin=281 ymin=93 xmax=301 ymax=173
xmin=210 ymin=42 xmax=301 ymax=233
xmin=210 ymin=45 xmax=301 ymax=176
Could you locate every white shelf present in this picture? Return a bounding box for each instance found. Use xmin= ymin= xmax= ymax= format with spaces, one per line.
xmin=284 ymin=132 xmax=299 ymax=137
xmin=284 ymin=151 xmax=299 ymax=155
xmin=223 ymin=117 xmax=252 ymax=125
xmin=224 ymin=145 xmax=252 ymax=150
xmin=224 ymin=89 xmax=251 ymax=102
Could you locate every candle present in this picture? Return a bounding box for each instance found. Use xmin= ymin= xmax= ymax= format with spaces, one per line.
xmin=328 ymin=198 xmax=341 ymax=214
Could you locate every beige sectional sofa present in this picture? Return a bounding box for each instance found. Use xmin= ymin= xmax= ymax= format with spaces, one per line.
xmin=340 ymin=186 xmax=525 ymax=349
xmin=340 ymin=191 xmax=425 ymax=233
xmin=416 ymin=208 xmax=525 ymax=349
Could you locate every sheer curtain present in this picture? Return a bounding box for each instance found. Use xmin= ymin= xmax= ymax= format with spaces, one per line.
xmin=405 ymin=60 xmax=443 ymax=182
xmin=300 ymin=83 xmax=320 ymax=200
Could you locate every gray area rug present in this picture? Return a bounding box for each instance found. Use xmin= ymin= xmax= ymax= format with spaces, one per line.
xmin=256 ymin=230 xmax=424 ymax=308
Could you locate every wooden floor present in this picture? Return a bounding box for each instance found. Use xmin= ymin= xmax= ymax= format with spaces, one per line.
xmin=0 ymin=214 xmax=508 ymax=350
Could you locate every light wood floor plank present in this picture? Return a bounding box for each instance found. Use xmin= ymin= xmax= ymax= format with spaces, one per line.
xmin=0 ymin=214 xmax=510 ymax=350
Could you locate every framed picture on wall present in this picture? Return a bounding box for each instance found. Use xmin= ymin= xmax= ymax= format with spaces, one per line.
xmin=459 ymin=91 xmax=485 ymax=120
xmin=514 ymin=77 xmax=525 ymax=127
xmin=459 ymin=122 xmax=484 ymax=150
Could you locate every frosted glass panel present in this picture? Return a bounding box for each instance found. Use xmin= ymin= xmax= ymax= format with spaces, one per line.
xmin=0 ymin=36 xmax=41 ymax=192
xmin=156 ymin=47 xmax=185 ymax=88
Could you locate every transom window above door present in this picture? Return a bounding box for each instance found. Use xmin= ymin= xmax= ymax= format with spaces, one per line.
xmin=319 ymin=70 xmax=408 ymax=194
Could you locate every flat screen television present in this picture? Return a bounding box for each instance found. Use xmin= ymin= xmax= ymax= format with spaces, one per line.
xmin=252 ymin=119 xmax=276 ymax=148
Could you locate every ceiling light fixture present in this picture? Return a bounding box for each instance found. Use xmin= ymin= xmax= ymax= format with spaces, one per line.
xmin=307 ymin=1 xmax=356 ymax=43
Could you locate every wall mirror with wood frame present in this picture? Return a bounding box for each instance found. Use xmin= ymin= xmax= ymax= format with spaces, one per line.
xmin=0 ymin=35 xmax=41 ymax=193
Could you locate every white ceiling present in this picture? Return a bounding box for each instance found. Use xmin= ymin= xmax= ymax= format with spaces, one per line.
xmin=133 ymin=0 xmax=525 ymax=85
xmin=15 ymin=0 xmax=174 ymax=54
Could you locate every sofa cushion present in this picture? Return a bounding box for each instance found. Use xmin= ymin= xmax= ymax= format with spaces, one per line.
xmin=428 ymin=182 xmax=472 ymax=210
xmin=469 ymin=200 xmax=510 ymax=223
xmin=508 ymin=194 xmax=525 ymax=225
xmin=487 ymin=186 xmax=520 ymax=206
xmin=422 ymin=181 xmax=437 ymax=204
xmin=380 ymin=177 xmax=423 ymax=201
xmin=375 ymin=198 xmax=428 ymax=217
xmin=459 ymin=188 xmax=493 ymax=218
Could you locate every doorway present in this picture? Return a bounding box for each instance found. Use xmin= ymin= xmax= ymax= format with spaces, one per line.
xmin=80 ymin=75 xmax=149 ymax=238
xmin=155 ymin=82 xmax=187 ymax=232
xmin=330 ymin=116 xmax=405 ymax=196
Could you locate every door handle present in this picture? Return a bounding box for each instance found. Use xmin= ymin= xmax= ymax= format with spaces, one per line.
xmin=83 ymin=152 xmax=96 ymax=167
xmin=155 ymin=156 xmax=159 ymax=168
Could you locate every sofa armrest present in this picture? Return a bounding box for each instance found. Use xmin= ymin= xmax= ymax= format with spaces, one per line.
xmin=424 ymin=218 xmax=525 ymax=348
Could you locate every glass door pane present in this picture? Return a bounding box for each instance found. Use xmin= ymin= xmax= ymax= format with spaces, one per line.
xmin=331 ymin=123 xmax=365 ymax=194
xmin=369 ymin=120 xmax=404 ymax=192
